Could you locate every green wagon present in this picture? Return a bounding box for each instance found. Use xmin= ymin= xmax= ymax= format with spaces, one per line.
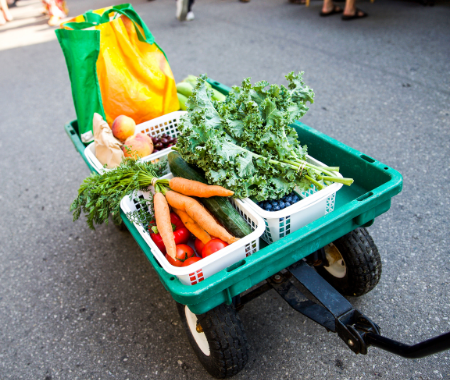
xmin=65 ymin=79 xmax=450 ymax=378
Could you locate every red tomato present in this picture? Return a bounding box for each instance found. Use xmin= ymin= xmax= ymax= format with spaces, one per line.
xmin=194 ymin=238 xmax=205 ymax=256
xmin=165 ymin=253 xmax=183 ymax=267
xmin=170 ymin=213 xmax=185 ymax=230
xmin=182 ymin=256 xmax=202 ymax=267
xmin=151 ymin=233 xmax=166 ymax=253
xmin=173 ymin=227 xmax=190 ymax=245
xmin=202 ymin=239 xmax=228 ymax=258
xmin=149 ymin=213 xmax=191 ymax=254
xmin=176 ymin=244 xmax=195 ymax=261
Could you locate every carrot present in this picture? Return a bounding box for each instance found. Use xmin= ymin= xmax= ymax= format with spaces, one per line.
xmin=154 ymin=192 xmax=176 ymax=258
xmin=165 ymin=191 xmax=239 ymax=245
xmin=169 ymin=177 xmax=234 ymax=198
xmin=172 ymin=208 xmax=212 ymax=244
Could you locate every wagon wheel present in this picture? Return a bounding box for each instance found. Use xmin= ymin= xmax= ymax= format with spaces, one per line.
xmin=176 ymin=302 xmax=249 ymax=378
xmin=316 ymin=227 xmax=382 ymax=297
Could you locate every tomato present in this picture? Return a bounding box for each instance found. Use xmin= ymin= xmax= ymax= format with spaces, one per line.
xmin=202 ymin=239 xmax=228 ymax=258
xmin=182 ymin=256 xmax=202 ymax=267
xmin=176 ymin=244 xmax=195 ymax=261
xmin=165 ymin=253 xmax=183 ymax=267
xmin=149 ymin=213 xmax=191 ymax=254
xmin=173 ymin=227 xmax=190 ymax=245
xmin=170 ymin=213 xmax=185 ymax=230
xmin=194 ymin=238 xmax=205 ymax=256
xmin=151 ymin=233 xmax=166 ymax=253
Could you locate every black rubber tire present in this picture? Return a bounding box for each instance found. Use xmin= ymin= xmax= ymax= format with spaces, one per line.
xmin=176 ymin=303 xmax=249 ymax=378
xmin=316 ymin=227 xmax=382 ymax=297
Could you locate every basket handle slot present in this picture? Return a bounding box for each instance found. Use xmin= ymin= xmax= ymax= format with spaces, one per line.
xmin=361 ymin=154 xmax=375 ymax=163
xmin=356 ymin=192 xmax=373 ymax=202
xmin=226 ymin=259 xmax=246 ymax=272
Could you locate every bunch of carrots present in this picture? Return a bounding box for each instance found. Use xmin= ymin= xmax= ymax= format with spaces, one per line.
xmin=70 ymin=159 xmax=238 ymax=266
xmin=153 ymin=177 xmax=239 ymax=261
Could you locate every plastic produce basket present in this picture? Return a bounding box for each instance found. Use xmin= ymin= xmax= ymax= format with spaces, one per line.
xmin=120 ymin=174 xmax=266 ymax=286
xmin=243 ymin=155 xmax=343 ymax=244
xmin=84 ymin=111 xmax=186 ymax=174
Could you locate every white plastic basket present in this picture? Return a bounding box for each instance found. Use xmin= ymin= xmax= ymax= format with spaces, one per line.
xmin=120 ymin=174 xmax=266 ymax=286
xmin=85 ymin=111 xmax=186 ymax=174
xmin=242 ymin=155 xmax=343 ymax=244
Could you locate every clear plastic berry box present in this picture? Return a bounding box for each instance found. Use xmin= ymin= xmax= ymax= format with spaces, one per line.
xmin=242 ymin=155 xmax=343 ymax=244
xmin=84 ymin=111 xmax=186 ymax=174
xmin=120 ymin=174 xmax=266 ymax=286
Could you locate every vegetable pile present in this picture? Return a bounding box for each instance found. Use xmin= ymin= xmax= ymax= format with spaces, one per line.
xmin=175 ymin=73 xmax=353 ymax=202
xmin=70 ymin=157 xmax=242 ymax=266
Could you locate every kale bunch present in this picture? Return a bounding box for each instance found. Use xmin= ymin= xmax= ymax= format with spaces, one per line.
xmin=176 ymin=73 xmax=352 ymax=201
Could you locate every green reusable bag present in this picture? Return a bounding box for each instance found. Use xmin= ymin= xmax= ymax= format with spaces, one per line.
xmin=56 ymin=28 xmax=105 ymax=138
xmin=55 ymin=4 xmax=179 ymax=140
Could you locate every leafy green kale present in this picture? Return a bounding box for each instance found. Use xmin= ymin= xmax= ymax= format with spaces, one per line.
xmin=175 ymin=73 xmax=352 ymax=201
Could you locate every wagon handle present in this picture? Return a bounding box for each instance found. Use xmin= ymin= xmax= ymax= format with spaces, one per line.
xmin=238 ymin=260 xmax=450 ymax=359
xmin=363 ymin=331 xmax=450 ymax=359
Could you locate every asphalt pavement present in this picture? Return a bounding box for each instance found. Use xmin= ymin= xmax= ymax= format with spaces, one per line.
xmin=0 ymin=0 xmax=449 ymax=379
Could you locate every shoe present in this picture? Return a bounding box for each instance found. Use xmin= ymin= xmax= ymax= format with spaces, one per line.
xmin=176 ymin=0 xmax=188 ymax=21
xmin=342 ymin=8 xmax=367 ymax=20
xmin=320 ymin=5 xmax=342 ymax=16
xmin=186 ymin=11 xmax=194 ymax=21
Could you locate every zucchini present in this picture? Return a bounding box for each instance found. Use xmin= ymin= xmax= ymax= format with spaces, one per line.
xmin=168 ymin=152 xmax=253 ymax=238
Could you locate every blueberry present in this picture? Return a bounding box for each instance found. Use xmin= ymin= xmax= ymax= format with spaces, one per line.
xmin=286 ymin=196 xmax=293 ymax=203
xmin=272 ymin=205 xmax=280 ymax=211
xmin=272 ymin=201 xmax=279 ymax=207
xmin=285 ymin=202 xmax=291 ymax=207
xmin=279 ymin=201 xmax=286 ymax=209
xmin=265 ymin=203 xmax=273 ymax=211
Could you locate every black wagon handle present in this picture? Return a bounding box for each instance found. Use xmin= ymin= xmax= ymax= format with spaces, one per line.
xmin=364 ymin=331 xmax=450 ymax=359
xmin=237 ymin=259 xmax=450 ymax=359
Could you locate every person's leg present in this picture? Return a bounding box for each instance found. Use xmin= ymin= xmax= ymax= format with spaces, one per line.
xmin=186 ymin=0 xmax=194 ymax=21
xmin=176 ymin=0 xmax=188 ymax=21
xmin=321 ymin=0 xmax=342 ymax=15
xmin=343 ymin=0 xmax=365 ymax=17
xmin=0 ymin=0 xmax=13 ymax=21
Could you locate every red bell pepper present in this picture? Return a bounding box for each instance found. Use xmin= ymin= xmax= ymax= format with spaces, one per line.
xmin=149 ymin=213 xmax=190 ymax=254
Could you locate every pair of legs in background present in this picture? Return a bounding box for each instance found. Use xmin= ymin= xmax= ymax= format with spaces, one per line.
xmin=0 ymin=0 xmax=13 ymax=25
xmin=176 ymin=0 xmax=195 ymax=21
xmin=321 ymin=0 xmax=367 ymax=19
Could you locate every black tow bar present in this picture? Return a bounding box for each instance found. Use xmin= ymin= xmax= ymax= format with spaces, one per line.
xmin=235 ymin=260 xmax=450 ymax=359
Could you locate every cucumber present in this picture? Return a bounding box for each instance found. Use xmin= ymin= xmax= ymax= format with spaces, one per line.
xmin=177 ymin=93 xmax=188 ymax=110
xmin=183 ymin=75 xmax=226 ymax=102
xmin=176 ymin=82 xmax=194 ymax=98
xmin=168 ymin=152 xmax=253 ymax=238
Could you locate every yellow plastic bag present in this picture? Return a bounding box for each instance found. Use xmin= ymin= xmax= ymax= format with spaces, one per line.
xmin=56 ymin=4 xmax=179 ymax=135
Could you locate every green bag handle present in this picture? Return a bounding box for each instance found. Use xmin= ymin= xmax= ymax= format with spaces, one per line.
xmin=63 ymin=4 xmax=155 ymax=45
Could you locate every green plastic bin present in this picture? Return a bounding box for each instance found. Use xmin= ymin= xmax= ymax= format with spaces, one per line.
xmin=64 ymin=79 xmax=402 ymax=315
